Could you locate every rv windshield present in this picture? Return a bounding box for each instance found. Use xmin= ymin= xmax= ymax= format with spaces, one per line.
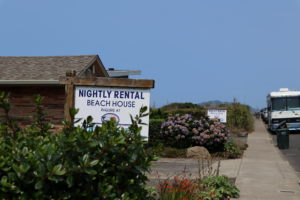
xmin=287 ymin=97 xmax=300 ymax=110
xmin=271 ymin=98 xmax=286 ymax=111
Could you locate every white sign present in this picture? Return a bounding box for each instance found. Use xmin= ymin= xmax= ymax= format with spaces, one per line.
xmin=207 ymin=109 xmax=227 ymax=123
xmin=74 ymin=86 xmax=150 ymax=138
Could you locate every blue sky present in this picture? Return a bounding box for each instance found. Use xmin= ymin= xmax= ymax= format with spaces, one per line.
xmin=1 ymin=0 xmax=300 ymax=109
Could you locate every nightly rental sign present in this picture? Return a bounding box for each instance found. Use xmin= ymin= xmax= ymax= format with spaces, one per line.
xmin=74 ymin=86 xmax=150 ymax=138
xmin=207 ymin=109 xmax=227 ymax=123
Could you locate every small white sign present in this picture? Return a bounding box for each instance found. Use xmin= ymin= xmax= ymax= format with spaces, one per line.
xmin=207 ymin=109 xmax=227 ymax=123
xmin=74 ymin=86 xmax=150 ymax=138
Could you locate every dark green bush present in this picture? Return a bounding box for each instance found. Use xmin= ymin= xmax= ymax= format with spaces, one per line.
xmin=164 ymin=108 xmax=206 ymax=119
xmin=0 ymin=92 xmax=156 ymax=200
xmin=200 ymin=175 xmax=240 ymax=199
xmin=160 ymin=102 xmax=206 ymax=119
xmin=149 ymin=119 xmax=164 ymax=145
xmin=150 ymin=108 xmax=167 ymax=120
xmin=161 ymin=102 xmax=201 ymax=110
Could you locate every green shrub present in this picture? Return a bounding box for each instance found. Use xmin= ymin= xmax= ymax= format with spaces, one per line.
xmin=0 ymin=92 xmax=156 ymax=200
xmin=224 ymin=139 xmax=241 ymax=158
xmin=149 ymin=119 xmax=164 ymax=145
xmin=234 ymin=140 xmax=248 ymax=151
xmin=150 ymin=108 xmax=168 ymax=120
xmin=160 ymin=103 xmax=206 ymax=119
xmin=200 ymin=175 xmax=240 ymax=199
xmin=164 ymin=108 xmax=206 ymax=119
xmin=224 ymin=101 xmax=254 ymax=133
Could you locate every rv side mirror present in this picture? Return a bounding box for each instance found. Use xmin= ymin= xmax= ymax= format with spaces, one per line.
xmin=267 ymin=106 xmax=271 ymax=111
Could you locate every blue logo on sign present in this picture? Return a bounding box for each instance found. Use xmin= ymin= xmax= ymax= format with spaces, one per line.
xmin=101 ymin=113 xmax=120 ymax=124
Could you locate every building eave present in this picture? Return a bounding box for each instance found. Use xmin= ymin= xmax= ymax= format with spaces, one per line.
xmin=0 ymin=80 xmax=60 ymax=85
xmin=107 ymin=70 xmax=141 ymax=77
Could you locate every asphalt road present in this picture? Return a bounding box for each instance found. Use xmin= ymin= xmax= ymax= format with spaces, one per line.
xmin=268 ymin=124 xmax=300 ymax=177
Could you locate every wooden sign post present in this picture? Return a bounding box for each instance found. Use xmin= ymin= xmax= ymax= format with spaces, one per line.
xmin=59 ymin=76 xmax=155 ymax=136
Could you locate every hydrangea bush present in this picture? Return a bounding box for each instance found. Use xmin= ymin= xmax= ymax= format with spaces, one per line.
xmin=160 ymin=114 xmax=230 ymax=151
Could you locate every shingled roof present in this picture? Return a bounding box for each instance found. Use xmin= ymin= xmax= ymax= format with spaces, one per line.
xmin=0 ymin=55 xmax=108 ymax=84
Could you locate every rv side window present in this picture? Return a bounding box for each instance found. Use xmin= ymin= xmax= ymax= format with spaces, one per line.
xmin=272 ymin=98 xmax=286 ymax=111
xmin=287 ymin=97 xmax=300 ymax=110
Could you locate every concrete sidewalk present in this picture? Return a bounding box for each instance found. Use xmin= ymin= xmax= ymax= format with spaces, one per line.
xmin=148 ymin=120 xmax=300 ymax=199
xmin=234 ymin=120 xmax=300 ymax=199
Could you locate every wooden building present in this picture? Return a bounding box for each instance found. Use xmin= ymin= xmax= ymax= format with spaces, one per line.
xmin=0 ymin=55 xmax=139 ymax=124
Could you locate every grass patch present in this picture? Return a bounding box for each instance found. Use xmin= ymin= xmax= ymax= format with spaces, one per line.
xmin=151 ymin=139 xmax=248 ymax=159
xmin=155 ymin=146 xmax=187 ymax=158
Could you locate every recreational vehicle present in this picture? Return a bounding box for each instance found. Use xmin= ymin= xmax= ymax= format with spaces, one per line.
xmin=267 ymin=88 xmax=300 ymax=131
